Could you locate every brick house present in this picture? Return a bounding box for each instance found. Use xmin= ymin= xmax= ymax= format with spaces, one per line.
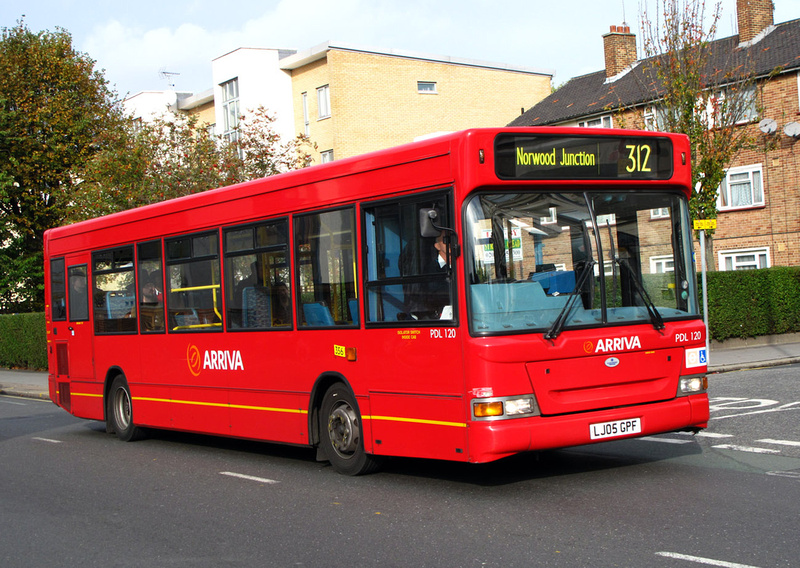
xmin=509 ymin=0 xmax=800 ymax=271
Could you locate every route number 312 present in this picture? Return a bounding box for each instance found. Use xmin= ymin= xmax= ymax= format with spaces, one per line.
xmin=625 ymin=144 xmax=652 ymax=173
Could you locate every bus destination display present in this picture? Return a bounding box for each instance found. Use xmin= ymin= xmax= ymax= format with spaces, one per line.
xmin=495 ymin=134 xmax=673 ymax=180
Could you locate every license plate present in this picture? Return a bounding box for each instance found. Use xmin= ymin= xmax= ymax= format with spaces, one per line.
xmin=589 ymin=418 xmax=642 ymax=440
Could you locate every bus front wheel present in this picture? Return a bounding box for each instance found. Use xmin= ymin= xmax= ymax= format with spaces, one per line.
xmin=319 ymin=383 xmax=379 ymax=475
xmin=107 ymin=376 xmax=145 ymax=442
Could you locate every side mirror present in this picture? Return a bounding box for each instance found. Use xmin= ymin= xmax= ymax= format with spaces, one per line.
xmin=419 ymin=208 xmax=442 ymax=238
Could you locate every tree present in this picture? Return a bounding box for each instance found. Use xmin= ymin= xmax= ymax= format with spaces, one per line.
xmin=0 ymin=21 xmax=124 ymax=312
xmin=637 ymin=0 xmax=759 ymax=258
xmin=73 ymin=105 xmax=314 ymax=221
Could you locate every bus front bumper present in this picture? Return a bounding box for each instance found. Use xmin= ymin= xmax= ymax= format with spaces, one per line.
xmin=467 ymin=394 xmax=709 ymax=463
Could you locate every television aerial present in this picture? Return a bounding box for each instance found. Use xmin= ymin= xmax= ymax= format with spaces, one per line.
xmin=158 ymin=69 xmax=180 ymax=89
xmin=758 ymin=118 xmax=777 ymax=134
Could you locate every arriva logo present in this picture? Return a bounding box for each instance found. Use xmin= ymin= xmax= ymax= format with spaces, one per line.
xmin=590 ymin=336 xmax=642 ymax=354
xmin=187 ymin=344 xmax=244 ymax=376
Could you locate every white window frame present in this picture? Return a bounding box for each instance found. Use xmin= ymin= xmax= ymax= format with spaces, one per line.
xmin=540 ymin=207 xmax=557 ymax=225
xmin=650 ymin=207 xmax=670 ymax=219
xmin=221 ymin=78 xmax=240 ymax=143
xmin=417 ymin=81 xmax=438 ymax=94
xmin=718 ymin=247 xmax=770 ymax=271
xmin=317 ymin=85 xmax=331 ymax=120
xmin=302 ymin=92 xmax=310 ymax=136
xmin=649 ymin=255 xmax=675 ymax=273
xmin=578 ymin=115 xmax=612 ymax=128
xmin=320 ymin=150 xmax=334 ymax=163
xmin=717 ymin=163 xmax=764 ymax=211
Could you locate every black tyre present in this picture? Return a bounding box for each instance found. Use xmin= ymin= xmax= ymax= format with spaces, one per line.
xmin=107 ymin=376 xmax=145 ymax=442
xmin=319 ymin=383 xmax=380 ymax=475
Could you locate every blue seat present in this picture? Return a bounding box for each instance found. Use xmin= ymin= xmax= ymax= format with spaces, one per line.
xmin=303 ymin=302 xmax=335 ymax=326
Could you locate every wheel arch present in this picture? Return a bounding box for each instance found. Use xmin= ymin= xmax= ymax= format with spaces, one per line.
xmin=102 ymin=366 xmax=127 ymax=427
xmin=307 ymin=371 xmax=358 ymax=448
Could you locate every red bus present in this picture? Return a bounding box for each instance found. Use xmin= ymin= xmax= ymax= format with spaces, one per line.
xmin=44 ymin=128 xmax=709 ymax=475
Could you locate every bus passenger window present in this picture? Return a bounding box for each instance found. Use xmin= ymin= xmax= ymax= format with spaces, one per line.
xmin=50 ymin=258 xmax=66 ymax=321
xmin=137 ymin=240 xmax=165 ymax=333
xmin=223 ymin=219 xmax=291 ymax=330
xmin=362 ymin=192 xmax=455 ymax=324
xmin=294 ymin=208 xmax=357 ymax=327
xmin=92 ymin=246 xmax=137 ymax=334
xmin=67 ymin=265 xmax=89 ymax=322
xmin=165 ymin=232 xmax=222 ymax=332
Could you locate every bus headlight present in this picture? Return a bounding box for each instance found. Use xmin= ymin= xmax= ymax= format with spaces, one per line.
xmin=678 ymin=375 xmax=708 ymax=395
xmin=472 ymin=396 xmax=539 ymax=420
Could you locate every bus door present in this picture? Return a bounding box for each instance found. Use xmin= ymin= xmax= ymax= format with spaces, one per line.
xmin=49 ymin=254 xmax=94 ymax=411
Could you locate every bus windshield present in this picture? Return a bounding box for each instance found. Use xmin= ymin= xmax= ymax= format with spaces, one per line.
xmin=465 ymin=190 xmax=698 ymax=336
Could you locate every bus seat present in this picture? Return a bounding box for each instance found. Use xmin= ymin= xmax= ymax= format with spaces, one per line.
xmin=348 ymin=298 xmax=359 ymax=325
xmin=242 ymin=286 xmax=271 ymax=328
xmin=303 ymin=302 xmax=335 ymax=326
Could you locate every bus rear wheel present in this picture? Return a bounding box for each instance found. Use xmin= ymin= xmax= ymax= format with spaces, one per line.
xmin=319 ymin=383 xmax=379 ymax=475
xmin=107 ymin=376 xmax=145 ymax=442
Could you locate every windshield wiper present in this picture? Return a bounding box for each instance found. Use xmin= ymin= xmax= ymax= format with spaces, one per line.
xmin=616 ymin=257 xmax=665 ymax=331
xmin=545 ymin=260 xmax=596 ymax=341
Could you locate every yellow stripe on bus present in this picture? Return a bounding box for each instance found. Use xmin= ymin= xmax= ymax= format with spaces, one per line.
xmin=133 ymin=396 xmax=308 ymax=415
xmin=73 ymin=394 xmax=462 ymax=427
xmin=365 ymin=415 xmax=467 ymax=428
xmin=70 ymin=392 xmax=103 ymax=398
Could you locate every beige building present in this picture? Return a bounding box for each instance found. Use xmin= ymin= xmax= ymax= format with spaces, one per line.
xmin=280 ymin=43 xmax=552 ymax=163
xmin=126 ymin=42 xmax=552 ymax=166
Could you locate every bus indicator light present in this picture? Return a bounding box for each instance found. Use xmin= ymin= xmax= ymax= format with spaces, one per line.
xmin=474 ymin=401 xmax=503 ymax=418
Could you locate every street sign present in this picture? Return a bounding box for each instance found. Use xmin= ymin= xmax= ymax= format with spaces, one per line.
xmin=693 ymin=219 xmax=717 ymax=230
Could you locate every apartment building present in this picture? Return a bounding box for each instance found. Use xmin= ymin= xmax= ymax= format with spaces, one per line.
xmin=126 ymin=42 xmax=552 ymax=164
xmin=509 ymin=0 xmax=800 ymax=271
xmin=280 ymin=42 xmax=552 ymax=162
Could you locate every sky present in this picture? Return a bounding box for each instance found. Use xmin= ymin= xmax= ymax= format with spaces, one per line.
xmin=3 ymin=0 xmax=800 ymax=99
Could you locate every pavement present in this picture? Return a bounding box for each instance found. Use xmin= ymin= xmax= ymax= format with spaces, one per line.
xmin=3 ymin=335 xmax=800 ymax=402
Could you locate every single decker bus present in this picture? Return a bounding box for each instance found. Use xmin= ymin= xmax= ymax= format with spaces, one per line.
xmin=44 ymin=128 xmax=709 ymax=475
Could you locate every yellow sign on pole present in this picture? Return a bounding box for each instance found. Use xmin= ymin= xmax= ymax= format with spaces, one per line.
xmin=693 ymin=219 xmax=717 ymax=231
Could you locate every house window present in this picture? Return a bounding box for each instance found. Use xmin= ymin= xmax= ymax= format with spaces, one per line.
xmin=317 ymin=85 xmax=331 ymax=119
xmin=578 ymin=115 xmax=612 ymax=128
xmin=718 ymin=247 xmax=769 ymax=271
xmin=417 ymin=81 xmax=437 ymax=94
xmin=540 ymin=207 xmax=557 ymax=225
xmin=718 ymin=164 xmax=763 ymax=210
xmin=320 ymin=150 xmax=334 ymax=163
xmin=302 ymin=92 xmax=310 ymax=136
xmin=649 ymin=255 xmax=675 ymax=273
xmin=651 ymin=207 xmax=670 ymax=219
xmin=221 ymin=78 xmax=240 ymax=143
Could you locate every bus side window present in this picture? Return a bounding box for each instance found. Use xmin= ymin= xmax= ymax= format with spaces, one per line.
xmin=137 ymin=240 xmax=165 ymax=333
xmin=165 ymin=232 xmax=222 ymax=332
xmin=362 ymin=191 xmax=454 ymax=324
xmin=294 ymin=208 xmax=357 ymax=327
xmin=50 ymin=258 xmax=67 ymax=321
xmin=92 ymin=246 xmax=137 ymax=334
xmin=67 ymin=265 xmax=89 ymax=322
xmin=223 ymin=219 xmax=291 ymax=330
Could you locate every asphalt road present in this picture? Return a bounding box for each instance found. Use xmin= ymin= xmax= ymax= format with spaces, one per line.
xmin=1 ymin=365 xmax=799 ymax=568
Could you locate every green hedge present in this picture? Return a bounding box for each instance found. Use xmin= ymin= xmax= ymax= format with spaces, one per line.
xmin=0 ymin=312 xmax=48 ymax=370
xmin=704 ymin=267 xmax=800 ymax=342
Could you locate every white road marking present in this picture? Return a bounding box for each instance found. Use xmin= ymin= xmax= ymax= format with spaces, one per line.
xmin=32 ymin=437 xmax=62 ymax=444
xmin=0 ymin=397 xmax=27 ymax=405
xmin=655 ymin=551 xmax=762 ymax=567
xmin=692 ymin=432 xmax=735 ymax=438
xmin=712 ymin=444 xmax=781 ymax=454
xmin=756 ymin=438 xmax=800 ymax=447
xmin=220 ymin=471 xmax=279 ymax=484
xmin=638 ymin=436 xmax=693 ymax=444
xmin=766 ymin=471 xmax=800 ymax=479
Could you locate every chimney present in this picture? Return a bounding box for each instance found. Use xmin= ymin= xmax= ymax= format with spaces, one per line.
xmin=603 ymin=25 xmax=637 ymax=78
xmin=737 ymin=0 xmax=774 ymax=43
